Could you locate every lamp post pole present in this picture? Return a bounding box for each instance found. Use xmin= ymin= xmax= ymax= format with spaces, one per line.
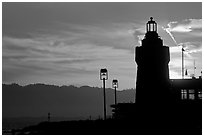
xmin=100 ymin=68 xmax=108 ymax=120
xmin=112 ymin=79 xmax=118 ymax=106
xmin=182 ymin=47 xmax=184 ymax=79
xmin=114 ymin=86 xmax=117 ymax=105
xmin=103 ymin=78 xmax=106 ymax=120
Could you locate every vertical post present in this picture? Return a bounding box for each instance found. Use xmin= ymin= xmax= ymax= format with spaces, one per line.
xmin=114 ymin=86 xmax=117 ymax=105
xmin=182 ymin=48 xmax=184 ymax=79
xmin=135 ymin=88 xmax=136 ymax=103
xmin=103 ymin=78 xmax=106 ymax=120
xmin=48 ymin=112 xmax=50 ymax=122
xmin=194 ymin=60 xmax=196 ymax=77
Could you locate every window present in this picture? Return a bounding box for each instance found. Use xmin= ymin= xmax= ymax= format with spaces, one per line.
xmin=189 ymin=89 xmax=195 ymax=100
xmin=198 ymin=90 xmax=202 ymax=99
xmin=181 ymin=89 xmax=187 ymax=100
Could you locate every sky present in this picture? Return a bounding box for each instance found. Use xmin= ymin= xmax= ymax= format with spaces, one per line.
xmin=2 ymin=2 xmax=202 ymax=90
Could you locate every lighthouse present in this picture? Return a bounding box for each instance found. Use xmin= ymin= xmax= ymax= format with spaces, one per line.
xmin=135 ymin=17 xmax=170 ymax=105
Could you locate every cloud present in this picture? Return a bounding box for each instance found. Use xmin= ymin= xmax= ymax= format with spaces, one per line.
xmin=2 ymin=22 xmax=137 ymax=89
xmin=131 ymin=22 xmax=146 ymax=45
xmin=169 ymin=41 xmax=201 ymax=54
xmin=161 ymin=19 xmax=202 ymax=53
xmin=2 ymin=17 xmax=201 ymax=88
xmin=165 ymin=19 xmax=201 ymax=33
xmin=161 ymin=19 xmax=202 ymax=79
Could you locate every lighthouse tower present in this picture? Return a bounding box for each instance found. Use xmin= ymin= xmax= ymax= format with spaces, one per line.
xmin=135 ymin=17 xmax=170 ymax=105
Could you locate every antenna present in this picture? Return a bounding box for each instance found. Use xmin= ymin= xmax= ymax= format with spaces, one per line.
xmin=182 ymin=45 xmax=185 ymax=79
xmin=194 ymin=60 xmax=196 ymax=77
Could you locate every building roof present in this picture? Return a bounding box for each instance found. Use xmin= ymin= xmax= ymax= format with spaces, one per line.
xmin=170 ymin=78 xmax=202 ymax=89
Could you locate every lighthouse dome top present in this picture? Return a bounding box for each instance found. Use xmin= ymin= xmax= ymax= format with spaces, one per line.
xmin=146 ymin=17 xmax=157 ymax=32
xmin=148 ymin=17 xmax=156 ymax=23
xmin=142 ymin=17 xmax=162 ymax=47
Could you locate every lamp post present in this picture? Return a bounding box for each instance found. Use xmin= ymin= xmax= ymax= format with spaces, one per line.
xmin=182 ymin=47 xmax=185 ymax=79
xmin=100 ymin=68 xmax=108 ymax=120
xmin=112 ymin=79 xmax=118 ymax=105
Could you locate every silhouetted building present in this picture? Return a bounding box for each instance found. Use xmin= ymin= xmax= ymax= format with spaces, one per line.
xmin=135 ymin=17 xmax=170 ymax=105
xmin=170 ymin=77 xmax=202 ymax=101
xmin=110 ymin=17 xmax=201 ymax=134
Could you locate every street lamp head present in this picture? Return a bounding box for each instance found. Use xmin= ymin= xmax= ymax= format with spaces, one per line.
xmin=100 ymin=68 xmax=108 ymax=80
xmin=112 ymin=79 xmax=118 ymax=88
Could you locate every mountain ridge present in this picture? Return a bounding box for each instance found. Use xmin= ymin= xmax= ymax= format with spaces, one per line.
xmin=3 ymin=83 xmax=135 ymax=118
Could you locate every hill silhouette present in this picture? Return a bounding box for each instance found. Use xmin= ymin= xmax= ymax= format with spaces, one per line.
xmin=3 ymin=83 xmax=135 ymax=118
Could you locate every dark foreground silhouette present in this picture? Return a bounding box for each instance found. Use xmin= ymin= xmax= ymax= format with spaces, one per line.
xmin=11 ymin=100 xmax=201 ymax=135
xmin=3 ymin=81 xmax=202 ymax=135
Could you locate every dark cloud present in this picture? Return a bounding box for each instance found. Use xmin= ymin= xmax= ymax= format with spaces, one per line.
xmin=54 ymin=58 xmax=96 ymax=64
xmin=3 ymin=2 xmax=201 ymax=37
